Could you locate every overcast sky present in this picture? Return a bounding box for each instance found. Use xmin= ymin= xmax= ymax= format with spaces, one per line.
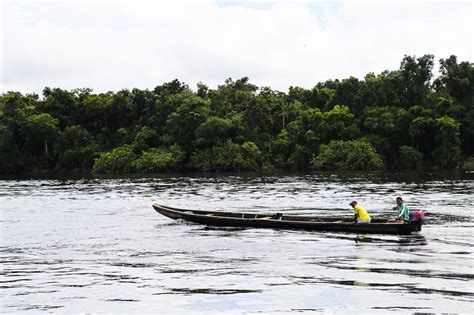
xmin=1 ymin=0 xmax=472 ymax=95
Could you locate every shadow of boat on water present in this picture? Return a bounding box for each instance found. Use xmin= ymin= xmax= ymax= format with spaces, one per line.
xmin=353 ymin=234 xmax=427 ymax=246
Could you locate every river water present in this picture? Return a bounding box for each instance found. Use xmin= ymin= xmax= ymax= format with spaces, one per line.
xmin=1 ymin=172 xmax=473 ymax=314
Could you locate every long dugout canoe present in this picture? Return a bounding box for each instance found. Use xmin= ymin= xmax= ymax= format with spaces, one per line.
xmin=153 ymin=203 xmax=424 ymax=235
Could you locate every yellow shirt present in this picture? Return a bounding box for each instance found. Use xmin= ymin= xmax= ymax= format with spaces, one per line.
xmin=354 ymin=204 xmax=371 ymax=221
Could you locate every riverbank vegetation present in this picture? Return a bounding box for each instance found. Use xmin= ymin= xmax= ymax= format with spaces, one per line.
xmin=0 ymin=54 xmax=472 ymax=174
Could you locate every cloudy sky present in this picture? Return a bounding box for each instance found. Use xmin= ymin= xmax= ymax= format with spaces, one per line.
xmin=1 ymin=0 xmax=472 ymax=94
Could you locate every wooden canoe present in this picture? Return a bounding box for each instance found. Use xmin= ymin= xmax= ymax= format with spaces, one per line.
xmin=152 ymin=203 xmax=424 ymax=235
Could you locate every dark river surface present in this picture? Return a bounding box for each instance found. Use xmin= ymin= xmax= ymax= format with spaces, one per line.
xmin=1 ymin=172 xmax=473 ymax=314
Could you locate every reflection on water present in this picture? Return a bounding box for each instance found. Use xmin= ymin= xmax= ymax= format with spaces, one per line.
xmin=0 ymin=172 xmax=473 ymax=313
xmin=354 ymin=234 xmax=428 ymax=245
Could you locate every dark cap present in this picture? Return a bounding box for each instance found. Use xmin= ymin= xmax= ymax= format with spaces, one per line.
xmin=350 ymin=200 xmax=357 ymax=205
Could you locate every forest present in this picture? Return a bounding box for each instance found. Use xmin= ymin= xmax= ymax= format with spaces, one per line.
xmin=0 ymin=54 xmax=472 ymax=174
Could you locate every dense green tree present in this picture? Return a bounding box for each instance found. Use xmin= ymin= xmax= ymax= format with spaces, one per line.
xmin=319 ymin=105 xmax=359 ymax=143
xmin=92 ymin=145 xmax=137 ymax=174
xmin=433 ymin=115 xmax=462 ymax=168
xmin=362 ymin=107 xmax=396 ymax=136
xmin=408 ymin=105 xmax=436 ymax=159
xmin=431 ymin=95 xmax=464 ymax=118
xmin=434 ymin=55 xmax=473 ymax=106
xmin=106 ymin=90 xmax=137 ymax=131
xmin=398 ymin=54 xmax=434 ymax=106
xmin=154 ymin=79 xmax=188 ymax=96
xmin=361 ymin=106 xmax=411 ymax=167
xmin=188 ymin=139 xmax=259 ymax=172
xmin=330 ymin=76 xmax=362 ymax=114
xmin=312 ymin=140 xmax=384 ymax=170
xmin=162 ymin=92 xmax=210 ymax=150
xmin=195 ymin=117 xmax=233 ymax=148
xmin=250 ymin=87 xmax=280 ymax=135
xmin=271 ymin=129 xmax=291 ymax=169
xmin=60 ymin=145 xmax=99 ymax=172
xmin=0 ymin=91 xmax=39 ymax=116
xmin=196 ymin=82 xmax=209 ymax=98
xmin=241 ymin=141 xmax=262 ymax=170
xmin=398 ymin=145 xmax=423 ymax=170
xmin=282 ymin=108 xmax=324 ymax=169
xmin=59 ymin=125 xmax=98 ymax=171
xmin=0 ymin=54 xmax=472 ymax=174
xmin=434 ymin=56 xmax=474 ymax=154
xmin=40 ymin=88 xmax=78 ymax=128
xmin=133 ymin=126 xmax=160 ymax=152
xmin=20 ymin=113 xmax=60 ymax=158
xmin=208 ymin=77 xmax=258 ymax=117
xmin=132 ymin=145 xmax=185 ymax=172
xmin=0 ymin=124 xmax=21 ymax=172
xmin=75 ymin=93 xmax=111 ymax=133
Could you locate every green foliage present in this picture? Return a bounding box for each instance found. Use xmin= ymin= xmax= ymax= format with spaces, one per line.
xmin=59 ymin=125 xmax=97 ymax=171
xmin=241 ymin=141 xmax=262 ymax=170
xmin=434 ymin=55 xmax=473 ymax=106
xmin=132 ymin=145 xmax=184 ymax=173
xmin=92 ymin=145 xmax=137 ymax=174
xmin=208 ymin=77 xmax=258 ymax=117
xmin=154 ymin=79 xmax=188 ymax=95
xmin=62 ymin=125 xmax=91 ymax=147
xmin=408 ymin=106 xmax=436 ymax=157
xmin=0 ymin=124 xmax=12 ymax=148
xmin=163 ymin=92 xmax=210 ymax=147
xmin=189 ymin=140 xmax=260 ymax=171
xmin=0 ymin=54 xmax=472 ymax=174
xmin=60 ymin=144 xmax=99 ymax=172
xmin=20 ymin=113 xmax=60 ymax=158
xmin=432 ymin=96 xmax=464 ymax=118
xmin=272 ymin=129 xmax=291 ymax=169
xmin=398 ymin=145 xmax=423 ymax=169
xmin=195 ymin=117 xmax=232 ymax=148
xmin=433 ymin=56 xmax=474 ymax=155
xmin=281 ymin=108 xmax=324 ymax=170
xmin=312 ymin=140 xmax=384 ymax=170
xmin=108 ymin=90 xmax=137 ymax=130
xmin=0 ymin=124 xmax=21 ymax=172
xmin=0 ymin=91 xmax=39 ymax=116
xmin=270 ymin=108 xmax=323 ymax=170
xmin=331 ymin=77 xmax=362 ymax=114
xmin=40 ymin=87 xmax=77 ymax=128
xmin=133 ymin=126 xmax=159 ymax=152
xmin=23 ymin=113 xmax=60 ymax=139
xmin=433 ymin=115 xmax=461 ymax=168
xmin=398 ymin=54 xmax=434 ymax=106
xmin=319 ymin=105 xmax=359 ymax=143
xmin=461 ymin=157 xmax=474 ymax=171
xmin=362 ymin=107 xmax=396 ymax=135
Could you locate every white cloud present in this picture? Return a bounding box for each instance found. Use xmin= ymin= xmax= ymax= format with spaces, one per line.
xmin=1 ymin=0 xmax=472 ymax=94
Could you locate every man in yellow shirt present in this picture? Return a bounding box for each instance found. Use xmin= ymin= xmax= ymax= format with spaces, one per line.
xmin=350 ymin=200 xmax=371 ymax=224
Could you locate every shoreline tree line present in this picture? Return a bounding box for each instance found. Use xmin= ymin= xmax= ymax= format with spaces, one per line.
xmin=0 ymin=54 xmax=472 ymax=174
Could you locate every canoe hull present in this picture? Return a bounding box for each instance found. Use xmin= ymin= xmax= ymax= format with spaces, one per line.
xmin=152 ymin=204 xmax=423 ymax=235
